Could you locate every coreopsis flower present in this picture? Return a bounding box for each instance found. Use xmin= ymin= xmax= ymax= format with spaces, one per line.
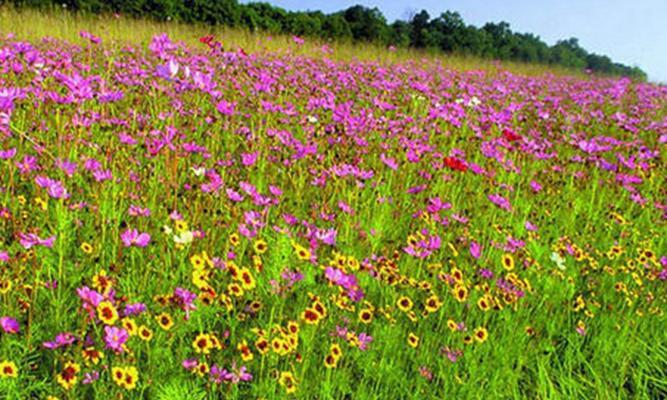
xmin=97 ymin=301 xmax=119 ymax=325
xmin=56 ymin=361 xmax=80 ymax=390
xmin=0 ymin=360 xmax=18 ymax=378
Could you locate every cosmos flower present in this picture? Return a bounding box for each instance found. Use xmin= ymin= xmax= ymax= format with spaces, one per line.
xmin=104 ymin=326 xmax=129 ymax=353
xmin=120 ymin=229 xmax=151 ymax=248
xmin=0 ymin=317 xmax=19 ymax=334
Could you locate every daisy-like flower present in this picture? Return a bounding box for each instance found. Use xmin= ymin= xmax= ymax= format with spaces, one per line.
xmin=278 ymin=371 xmax=297 ymax=394
xmin=120 ymin=228 xmax=151 ymax=248
xmin=155 ymin=312 xmax=174 ymax=330
xmin=96 ymin=301 xmax=119 ymax=325
xmin=104 ymin=326 xmax=128 ymax=353
xmin=0 ymin=316 xmax=19 ymax=334
xmin=0 ymin=360 xmax=18 ymax=378
xmin=56 ymin=361 xmax=80 ymax=390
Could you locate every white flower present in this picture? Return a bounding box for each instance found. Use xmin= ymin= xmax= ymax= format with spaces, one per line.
xmin=191 ymin=167 xmax=206 ymax=177
xmin=306 ymin=115 xmax=318 ymax=124
xmin=550 ymin=252 xmax=566 ymax=270
xmin=174 ymin=230 xmax=194 ymax=245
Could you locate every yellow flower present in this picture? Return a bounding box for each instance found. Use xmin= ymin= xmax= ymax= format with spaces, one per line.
xmin=237 ymin=340 xmax=254 ymax=361
xmin=121 ymin=318 xmax=138 ymax=336
xmin=238 ymin=268 xmax=256 ymax=290
xmin=56 ymin=361 xmax=80 ymax=390
xmin=80 ymin=242 xmax=93 ymax=254
xmin=155 ymin=312 xmax=174 ymax=330
xmin=175 ymin=220 xmax=189 ymax=233
xmin=358 ymin=308 xmax=373 ymax=324
xmin=292 ymin=242 xmax=311 ymax=261
xmin=0 ymin=360 xmax=18 ymax=378
xmin=474 ymin=327 xmax=488 ymax=343
xmin=137 ymin=325 xmax=153 ymax=341
xmin=502 ymin=254 xmax=515 ymax=271
xmin=96 ymin=301 xmax=119 ymax=325
xmin=253 ymin=239 xmax=268 ymax=254
xmin=396 ymin=296 xmax=413 ymax=312
xmin=407 ymin=332 xmax=420 ymax=348
xmin=193 ymin=333 xmax=214 ymax=354
xmin=278 ymin=371 xmax=297 ymax=394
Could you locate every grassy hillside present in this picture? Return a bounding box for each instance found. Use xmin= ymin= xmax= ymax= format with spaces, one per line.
xmin=0 ymin=5 xmax=664 ymax=400
xmin=0 ymin=6 xmax=586 ymax=78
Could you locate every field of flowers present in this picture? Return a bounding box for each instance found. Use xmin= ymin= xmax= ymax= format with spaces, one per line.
xmin=0 ymin=25 xmax=665 ymax=400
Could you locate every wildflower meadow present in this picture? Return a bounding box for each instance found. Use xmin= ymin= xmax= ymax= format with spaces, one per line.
xmin=0 ymin=10 xmax=665 ymax=400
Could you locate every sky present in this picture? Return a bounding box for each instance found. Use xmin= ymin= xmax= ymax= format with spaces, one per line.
xmin=240 ymin=0 xmax=667 ymax=83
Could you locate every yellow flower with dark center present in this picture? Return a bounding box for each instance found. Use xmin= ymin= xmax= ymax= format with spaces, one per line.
xmin=329 ymin=343 xmax=343 ymax=360
xmin=239 ymin=268 xmax=256 ymax=290
xmin=82 ymin=347 xmax=104 ymax=365
xmin=121 ymin=318 xmax=138 ymax=336
xmin=502 ymin=254 xmax=515 ymax=271
xmin=238 ymin=340 xmax=254 ymax=361
xmin=193 ymin=333 xmax=214 ymax=354
xmin=175 ymin=220 xmax=189 ymax=233
xmin=407 ymin=332 xmax=420 ymax=348
xmin=396 ymin=296 xmax=413 ymax=312
xmin=56 ymin=361 xmax=80 ymax=390
xmin=253 ymin=239 xmax=268 ymax=254
xmin=0 ymin=279 xmax=11 ymax=294
xmin=96 ymin=301 xmax=119 ymax=325
xmin=324 ymin=353 xmax=338 ymax=368
xmin=80 ymin=242 xmax=93 ymax=254
xmin=255 ymin=337 xmax=270 ymax=355
xmin=474 ymin=327 xmax=488 ymax=343
xmin=0 ymin=360 xmax=18 ymax=378
xmin=228 ymin=282 xmax=245 ymax=297
xmin=424 ymin=295 xmax=441 ymax=313
xmin=453 ymin=285 xmax=468 ymax=302
xmin=156 ymin=312 xmax=174 ymax=331
xmin=293 ymin=243 xmax=311 ymax=261
xmin=358 ymin=308 xmax=373 ymax=324
xmin=301 ymin=308 xmax=322 ymax=325
xmin=477 ymin=296 xmax=491 ymax=312
xmin=278 ymin=371 xmax=297 ymax=394
xmin=138 ymin=325 xmax=153 ymax=341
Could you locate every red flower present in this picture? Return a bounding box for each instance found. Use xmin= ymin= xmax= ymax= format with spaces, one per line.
xmin=444 ymin=157 xmax=468 ymax=172
xmin=502 ymin=128 xmax=522 ymax=142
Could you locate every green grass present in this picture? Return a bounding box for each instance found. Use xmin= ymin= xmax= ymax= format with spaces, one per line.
xmin=0 ymin=6 xmax=664 ymax=400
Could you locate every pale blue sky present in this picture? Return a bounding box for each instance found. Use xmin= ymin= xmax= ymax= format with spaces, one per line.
xmin=242 ymin=0 xmax=666 ymax=83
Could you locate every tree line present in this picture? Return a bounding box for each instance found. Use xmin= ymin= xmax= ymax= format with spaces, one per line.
xmin=8 ymin=0 xmax=647 ymax=80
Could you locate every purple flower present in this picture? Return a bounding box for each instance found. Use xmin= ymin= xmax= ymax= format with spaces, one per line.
xmin=226 ymin=188 xmax=244 ymax=202
xmin=120 ymin=228 xmax=151 ymax=247
xmin=124 ymin=303 xmax=147 ymax=316
xmin=470 ymin=241 xmax=482 ymax=259
xmin=83 ymin=371 xmax=100 ymax=385
xmin=0 ymin=148 xmax=16 ymax=159
xmin=0 ymin=316 xmax=19 ymax=334
xmin=35 ymin=175 xmax=69 ymax=199
xmin=488 ymin=194 xmax=512 ymax=211
xmin=18 ymin=232 xmax=56 ymax=249
xmin=241 ymin=152 xmax=258 ymax=167
xmin=43 ymin=332 xmax=76 ymax=349
xmin=104 ymin=326 xmax=128 ymax=352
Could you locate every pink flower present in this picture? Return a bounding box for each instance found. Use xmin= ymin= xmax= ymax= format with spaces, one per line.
xmin=0 ymin=316 xmax=19 ymax=334
xmin=120 ymin=228 xmax=151 ymax=247
xmin=470 ymin=241 xmax=482 ymax=259
xmin=35 ymin=175 xmax=69 ymax=199
xmin=241 ymin=152 xmax=258 ymax=167
xmin=18 ymin=232 xmax=56 ymax=249
xmin=104 ymin=326 xmax=128 ymax=352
